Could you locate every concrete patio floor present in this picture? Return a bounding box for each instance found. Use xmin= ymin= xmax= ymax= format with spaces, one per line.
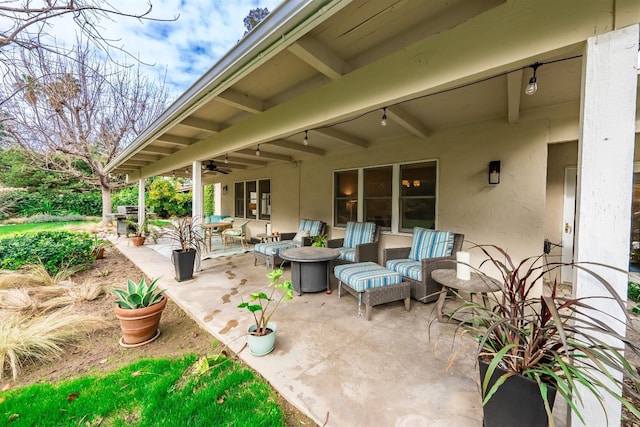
xmin=113 ymin=237 xmax=568 ymax=427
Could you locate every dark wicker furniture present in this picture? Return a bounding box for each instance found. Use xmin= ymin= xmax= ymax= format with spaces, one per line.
xmin=383 ymin=233 xmax=464 ymax=303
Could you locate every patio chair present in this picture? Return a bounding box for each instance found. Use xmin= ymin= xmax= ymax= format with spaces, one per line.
xmin=328 ymin=221 xmax=380 ymax=273
xmin=223 ymin=220 xmax=249 ymax=249
xmin=253 ymin=219 xmax=326 ymax=268
xmin=383 ymin=227 xmax=464 ymax=303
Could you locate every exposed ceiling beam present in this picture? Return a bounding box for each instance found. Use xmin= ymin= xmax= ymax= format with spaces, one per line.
xmin=203 ymin=161 xmax=248 ymax=170
xmin=507 ymin=69 xmax=523 ymax=124
xmin=216 ymin=89 xmax=265 ymax=114
xmin=386 ymin=106 xmax=430 ymax=139
xmin=180 ymin=117 xmax=221 ymax=133
xmin=270 ymin=139 xmax=325 ymax=155
xmin=155 ymin=134 xmax=194 ymax=146
xmin=140 ymin=146 xmax=175 ymax=155
xmin=236 ymin=148 xmax=293 ymax=162
xmin=122 ymin=160 xmax=151 ymax=167
xmin=288 ymin=35 xmax=352 ymax=80
xmin=130 ymin=153 xmax=161 ymax=162
xmin=313 ymin=128 xmax=368 ymax=148
xmin=214 ymin=156 xmax=268 ymax=166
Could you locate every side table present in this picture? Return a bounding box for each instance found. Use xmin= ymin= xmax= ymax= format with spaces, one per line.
xmin=256 ymin=233 xmax=281 ymax=243
xmin=431 ymin=269 xmax=501 ymax=323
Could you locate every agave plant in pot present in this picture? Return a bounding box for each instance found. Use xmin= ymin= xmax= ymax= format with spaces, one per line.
xmin=112 ymin=277 xmax=166 ymax=348
xmin=237 ymin=267 xmax=294 ymax=356
xmin=166 ymin=217 xmax=205 ymax=282
xmin=446 ymin=244 xmax=640 ymax=426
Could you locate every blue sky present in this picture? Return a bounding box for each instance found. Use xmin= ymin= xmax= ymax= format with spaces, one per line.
xmin=52 ymin=0 xmax=283 ymax=100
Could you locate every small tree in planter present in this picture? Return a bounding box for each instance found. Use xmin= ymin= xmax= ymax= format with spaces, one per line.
xmin=237 ymin=267 xmax=293 ymax=356
xmin=165 ymin=217 xmax=205 ymax=282
xmin=443 ymin=244 xmax=640 ymax=426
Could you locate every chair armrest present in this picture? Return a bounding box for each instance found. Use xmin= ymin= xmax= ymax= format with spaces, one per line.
xmin=327 ymin=238 xmax=344 ymax=248
xmin=355 ymin=241 xmax=379 ymax=263
xmin=383 ymin=247 xmax=411 ymax=263
xmin=279 ymin=232 xmax=296 ymax=240
xmin=422 ymin=255 xmax=457 ymax=278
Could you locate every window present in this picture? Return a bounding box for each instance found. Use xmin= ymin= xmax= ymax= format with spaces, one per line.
xmin=333 ymin=160 xmax=437 ymax=232
xmin=334 ymin=170 xmax=358 ymax=227
xmin=234 ymin=182 xmax=245 ymax=218
xmin=399 ymin=161 xmax=437 ymax=231
xmin=364 ymin=166 xmax=392 ymax=230
xmin=234 ymin=179 xmax=271 ymax=219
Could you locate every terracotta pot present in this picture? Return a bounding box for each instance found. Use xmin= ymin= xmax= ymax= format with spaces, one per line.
xmin=114 ymin=297 xmax=167 ymax=346
xmin=131 ymin=236 xmax=146 ymax=246
xmin=93 ymin=248 xmax=105 ymax=259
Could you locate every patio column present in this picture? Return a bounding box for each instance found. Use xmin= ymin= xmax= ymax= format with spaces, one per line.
xmin=137 ymin=179 xmax=146 ymax=228
xmin=192 ymin=160 xmax=203 ymax=222
xmin=572 ymin=24 xmax=638 ymax=427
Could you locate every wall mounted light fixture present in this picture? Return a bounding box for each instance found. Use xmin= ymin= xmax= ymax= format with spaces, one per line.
xmin=222 ymin=185 xmax=228 ymax=195
xmin=489 ymin=160 xmax=501 ymax=185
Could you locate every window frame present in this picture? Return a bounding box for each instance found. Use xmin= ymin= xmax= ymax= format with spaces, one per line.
xmin=333 ymin=159 xmax=439 ymax=233
xmin=234 ymin=179 xmax=271 ymax=220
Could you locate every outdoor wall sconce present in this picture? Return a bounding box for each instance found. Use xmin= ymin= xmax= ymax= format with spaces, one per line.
xmin=222 ymin=185 xmax=228 ymax=195
xmin=489 ymin=161 xmax=501 ymax=185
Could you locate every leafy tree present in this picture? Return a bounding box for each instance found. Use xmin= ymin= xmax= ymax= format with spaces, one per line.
xmin=243 ymin=7 xmax=270 ymax=35
xmin=147 ymin=178 xmax=191 ymax=218
xmin=204 ymin=184 xmax=214 ymax=216
xmin=1 ymin=42 xmax=167 ymax=224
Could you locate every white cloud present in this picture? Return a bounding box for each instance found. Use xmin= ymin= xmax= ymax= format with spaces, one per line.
xmin=38 ymin=0 xmax=283 ymax=100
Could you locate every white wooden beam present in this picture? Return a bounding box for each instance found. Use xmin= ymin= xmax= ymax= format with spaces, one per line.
xmin=236 ymin=148 xmax=293 ymax=162
xmin=269 ymin=139 xmax=325 ymax=155
xmin=216 ymin=89 xmax=264 ymax=114
xmin=180 ymin=117 xmax=221 ymax=133
xmin=155 ymin=134 xmax=194 ymax=146
xmin=313 ymin=128 xmax=368 ymax=148
xmin=572 ymin=24 xmax=639 ymax=427
xmin=386 ymin=106 xmax=430 ymax=139
xmin=192 ymin=160 xmax=203 ymax=231
xmin=140 ymin=146 xmax=175 ymax=155
xmin=288 ymin=36 xmax=351 ymax=80
xmin=216 ymin=156 xmax=267 ymax=166
xmin=137 ymin=179 xmax=146 ymax=228
xmin=506 ymin=69 xmax=523 ymax=124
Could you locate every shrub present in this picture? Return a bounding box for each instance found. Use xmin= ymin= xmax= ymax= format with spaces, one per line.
xmin=10 ymin=190 xmax=101 ymax=217
xmin=0 ymin=231 xmax=93 ymax=274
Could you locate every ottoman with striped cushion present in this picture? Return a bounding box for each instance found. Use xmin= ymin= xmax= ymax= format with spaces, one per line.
xmin=334 ymin=262 xmax=410 ymax=320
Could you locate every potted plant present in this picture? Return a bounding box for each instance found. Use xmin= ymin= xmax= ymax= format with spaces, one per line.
xmin=112 ymin=277 xmax=167 ymax=347
xmin=445 ymin=244 xmax=640 ymax=426
xmin=237 ymin=267 xmax=294 ymax=356
xmin=311 ymin=234 xmax=328 ymax=247
xmin=166 ymin=217 xmax=205 ymax=282
xmin=126 ymin=219 xmax=147 ymax=246
xmin=91 ymin=233 xmax=112 ymax=259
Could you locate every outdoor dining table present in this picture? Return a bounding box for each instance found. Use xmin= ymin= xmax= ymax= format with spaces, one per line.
xmin=202 ymin=222 xmax=232 ymax=251
xmin=279 ymin=247 xmax=340 ymax=295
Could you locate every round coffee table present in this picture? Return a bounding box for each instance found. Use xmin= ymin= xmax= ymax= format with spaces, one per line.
xmin=279 ymin=247 xmax=340 ymax=295
xmin=431 ymin=269 xmax=501 ymax=323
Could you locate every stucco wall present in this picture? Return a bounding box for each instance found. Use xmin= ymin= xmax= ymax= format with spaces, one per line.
xmin=215 ymin=117 xmax=550 ymax=266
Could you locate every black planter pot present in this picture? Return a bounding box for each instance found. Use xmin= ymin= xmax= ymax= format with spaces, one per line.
xmin=478 ymin=358 xmax=557 ymax=427
xmin=172 ymin=248 xmax=197 ymax=282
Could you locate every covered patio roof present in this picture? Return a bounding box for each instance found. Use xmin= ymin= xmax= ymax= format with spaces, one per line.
xmin=106 ymin=0 xmax=628 ymax=180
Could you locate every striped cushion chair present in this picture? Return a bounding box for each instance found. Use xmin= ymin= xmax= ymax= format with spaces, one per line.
xmin=384 ymin=228 xmax=464 ymax=303
xmin=327 ymin=222 xmax=380 ymax=287
xmin=253 ymin=219 xmax=326 ymax=268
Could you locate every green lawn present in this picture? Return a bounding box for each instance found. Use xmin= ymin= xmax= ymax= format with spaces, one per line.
xmin=0 ymin=355 xmax=286 ymax=426
xmin=0 ymin=221 xmax=95 ymax=237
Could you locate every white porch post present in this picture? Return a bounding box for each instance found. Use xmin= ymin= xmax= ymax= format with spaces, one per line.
xmin=137 ymin=179 xmax=146 ymax=227
xmin=192 ymin=161 xmax=203 ymax=222
xmin=572 ymin=24 xmax=639 ymax=427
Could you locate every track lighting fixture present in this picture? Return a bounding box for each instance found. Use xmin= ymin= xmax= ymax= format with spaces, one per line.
xmin=303 ymin=130 xmax=309 ymax=145
xmin=256 ymin=145 xmax=261 ymax=156
xmin=525 ymin=62 xmax=541 ymax=95
xmin=224 ymin=153 xmax=229 ymax=164
xmin=381 ymin=107 xmax=387 ymax=126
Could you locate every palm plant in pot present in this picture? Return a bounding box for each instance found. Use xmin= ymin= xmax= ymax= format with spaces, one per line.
xmin=447 ymin=244 xmax=640 ymax=426
xmin=112 ymin=277 xmax=166 ymax=348
xmin=237 ymin=267 xmax=293 ymax=356
xmin=166 ymin=217 xmax=205 ymax=282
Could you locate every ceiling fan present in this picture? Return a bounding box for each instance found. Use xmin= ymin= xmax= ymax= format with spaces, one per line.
xmin=202 ymin=160 xmax=231 ymax=174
